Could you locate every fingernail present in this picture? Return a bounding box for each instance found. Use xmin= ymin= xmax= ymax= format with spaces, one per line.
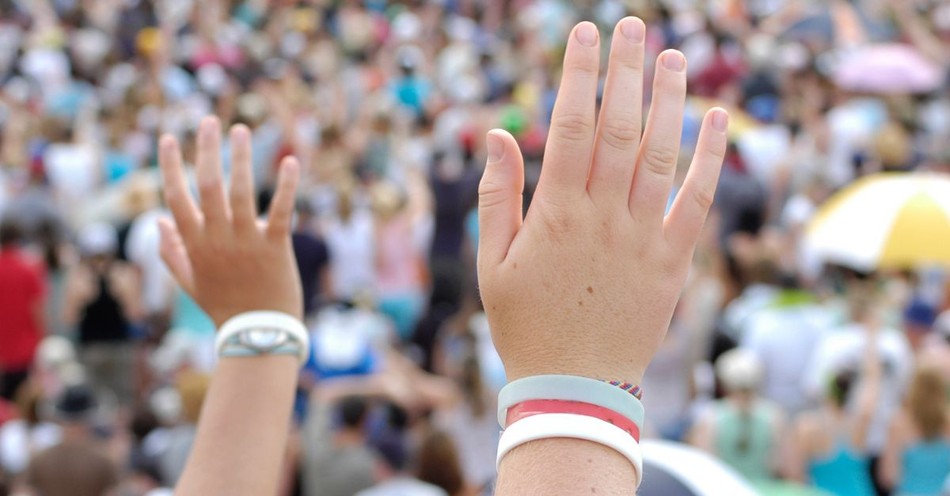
xmin=486 ymin=131 xmax=505 ymax=162
xmin=712 ymin=109 xmax=729 ymax=132
xmin=231 ymin=125 xmax=249 ymax=144
xmin=201 ymin=116 xmax=220 ymax=136
xmin=662 ymin=51 xmax=686 ymax=72
xmin=620 ymin=18 xmax=644 ymax=43
xmin=159 ymin=135 xmax=175 ymax=151
xmin=575 ymin=22 xmax=598 ymax=47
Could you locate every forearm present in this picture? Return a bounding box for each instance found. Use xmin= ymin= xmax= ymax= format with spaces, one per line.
xmin=176 ymin=356 xmax=298 ymax=496
xmin=496 ymin=439 xmax=638 ymax=496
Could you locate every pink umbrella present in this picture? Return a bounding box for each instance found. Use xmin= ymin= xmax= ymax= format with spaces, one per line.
xmin=834 ymin=44 xmax=944 ymax=94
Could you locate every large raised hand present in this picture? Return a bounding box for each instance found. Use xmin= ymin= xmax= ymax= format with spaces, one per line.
xmin=477 ymin=18 xmax=728 ymax=386
xmin=157 ymin=116 xmax=302 ymax=326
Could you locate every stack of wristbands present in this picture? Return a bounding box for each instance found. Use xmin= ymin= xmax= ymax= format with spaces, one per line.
xmin=496 ymin=375 xmax=645 ymax=487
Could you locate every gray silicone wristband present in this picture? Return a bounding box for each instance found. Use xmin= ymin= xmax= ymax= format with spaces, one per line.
xmin=497 ymin=375 xmax=645 ymax=431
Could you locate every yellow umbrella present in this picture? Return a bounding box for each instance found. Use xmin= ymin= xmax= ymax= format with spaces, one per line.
xmin=806 ymin=173 xmax=950 ymax=270
xmin=688 ymin=97 xmax=759 ymax=140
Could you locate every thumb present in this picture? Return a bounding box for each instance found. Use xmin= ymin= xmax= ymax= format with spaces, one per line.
xmin=477 ymin=129 xmax=524 ymax=269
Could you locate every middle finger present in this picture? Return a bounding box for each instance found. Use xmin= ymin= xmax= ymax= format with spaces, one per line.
xmin=196 ymin=116 xmax=232 ymax=236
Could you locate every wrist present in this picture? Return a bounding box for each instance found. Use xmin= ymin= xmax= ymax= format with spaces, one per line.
xmin=503 ymin=361 xmax=645 ymax=386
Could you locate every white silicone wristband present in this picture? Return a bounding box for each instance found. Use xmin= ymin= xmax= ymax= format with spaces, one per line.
xmin=215 ymin=311 xmax=311 ymax=365
xmin=496 ymin=413 xmax=643 ymax=488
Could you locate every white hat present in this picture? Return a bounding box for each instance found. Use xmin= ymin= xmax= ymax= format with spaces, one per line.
xmin=78 ymin=222 xmax=118 ymax=256
xmin=715 ymin=349 xmax=764 ymax=392
xmin=36 ymin=336 xmax=77 ymax=370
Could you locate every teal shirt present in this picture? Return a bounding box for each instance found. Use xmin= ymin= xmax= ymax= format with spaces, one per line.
xmin=808 ymin=439 xmax=875 ymax=496
xmin=898 ymin=439 xmax=950 ymax=496
xmin=170 ymin=290 xmax=216 ymax=337
xmin=712 ymin=400 xmax=779 ymax=482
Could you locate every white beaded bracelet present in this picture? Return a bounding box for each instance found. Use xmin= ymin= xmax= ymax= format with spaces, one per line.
xmin=215 ymin=311 xmax=311 ymax=365
xmin=496 ymin=413 xmax=643 ymax=488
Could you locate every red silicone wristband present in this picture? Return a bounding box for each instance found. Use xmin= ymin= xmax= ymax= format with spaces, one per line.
xmin=505 ymin=399 xmax=641 ymax=442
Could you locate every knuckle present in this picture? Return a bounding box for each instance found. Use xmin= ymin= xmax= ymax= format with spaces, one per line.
xmin=198 ymin=180 xmax=222 ymax=196
xmin=640 ymin=146 xmax=678 ymax=176
xmin=705 ymin=141 xmax=727 ymax=164
xmin=537 ymin=208 xmax=576 ymax=238
xmin=566 ymin=57 xmax=599 ymax=78
xmin=599 ymin=119 xmax=641 ymax=151
xmin=691 ymin=186 xmax=716 ymax=211
xmin=551 ymin=113 xmax=592 ymax=143
xmin=478 ymin=190 xmax=514 ymax=210
xmin=478 ymin=178 xmax=517 ymax=210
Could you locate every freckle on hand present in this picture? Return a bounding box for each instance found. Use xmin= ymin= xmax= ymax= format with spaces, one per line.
xmin=587 ymin=286 xmax=593 ymax=294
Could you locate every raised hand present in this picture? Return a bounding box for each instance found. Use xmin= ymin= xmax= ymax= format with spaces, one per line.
xmin=477 ymin=18 xmax=728 ymax=384
xmin=157 ymin=116 xmax=302 ymax=326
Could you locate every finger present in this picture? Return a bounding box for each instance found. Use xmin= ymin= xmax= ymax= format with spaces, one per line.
xmin=266 ymin=157 xmax=300 ymax=240
xmin=195 ymin=116 xmax=231 ymax=235
xmin=664 ymin=108 xmax=728 ymax=252
xmin=158 ymin=217 xmax=196 ymax=295
xmin=229 ymin=124 xmax=257 ymax=233
xmin=477 ymin=129 xmax=525 ymax=268
xmin=629 ymin=49 xmax=687 ymax=222
xmin=536 ymin=21 xmax=600 ymax=203
xmin=588 ymin=17 xmax=645 ymax=204
xmin=158 ymin=135 xmax=201 ymax=241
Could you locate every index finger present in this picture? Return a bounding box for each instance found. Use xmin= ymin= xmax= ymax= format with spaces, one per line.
xmin=159 ymin=135 xmax=201 ymax=241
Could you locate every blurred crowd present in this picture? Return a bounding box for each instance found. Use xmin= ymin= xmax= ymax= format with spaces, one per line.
xmin=0 ymin=0 xmax=949 ymax=495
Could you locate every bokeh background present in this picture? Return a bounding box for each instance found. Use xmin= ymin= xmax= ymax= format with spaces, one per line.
xmin=0 ymin=1 xmax=949 ymax=495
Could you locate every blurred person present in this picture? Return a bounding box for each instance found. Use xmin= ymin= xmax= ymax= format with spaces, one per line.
xmin=0 ymin=381 xmax=61 ymax=479
xmin=433 ymin=350 xmax=498 ymax=494
xmin=372 ymin=182 xmax=429 ymax=340
xmin=805 ymin=284 xmax=914 ymax=493
xmin=125 ymin=406 xmax=164 ymax=494
xmin=415 ymin=430 xmax=467 ymax=496
xmin=690 ymin=348 xmax=786 ymax=484
xmin=0 ymin=219 xmax=46 ymax=401
xmin=291 ymin=200 xmax=331 ymax=320
xmin=259 ymin=189 xmax=333 ymax=321
xmin=428 ymin=151 xmax=479 ymax=265
xmin=881 ymin=367 xmax=950 ymax=496
xmin=919 ymin=311 xmax=950 ymax=382
xmin=737 ymin=239 xmax=835 ymax=414
xmin=153 ymin=372 xmax=209 ymax=487
xmin=356 ymin=413 xmax=447 ymax=496
xmin=412 ymin=260 xmax=465 ymax=372
xmin=63 ymin=223 xmax=142 ymax=402
xmin=790 ymin=318 xmax=882 ymax=496
xmin=902 ymin=298 xmax=938 ymax=353
xmin=34 ymin=219 xmax=72 ymax=338
xmin=123 ymin=180 xmax=175 ymax=342
xmin=22 ymin=384 xmax=118 ymax=496
xmin=300 ymin=385 xmax=379 ymax=496
xmin=322 ymin=182 xmax=375 ymax=303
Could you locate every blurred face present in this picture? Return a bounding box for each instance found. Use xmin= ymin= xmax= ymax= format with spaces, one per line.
xmin=906 ymin=323 xmax=932 ymax=350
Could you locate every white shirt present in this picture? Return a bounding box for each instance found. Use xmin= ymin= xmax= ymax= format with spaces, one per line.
xmin=740 ymin=300 xmax=836 ymax=413
xmin=126 ymin=209 xmax=173 ymax=314
xmin=324 ymin=210 xmax=375 ymax=301
xmin=0 ymin=420 xmax=61 ymax=474
xmin=356 ymin=477 xmax=446 ymax=496
xmin=803 ymin=324 xmax=913 ymax=453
